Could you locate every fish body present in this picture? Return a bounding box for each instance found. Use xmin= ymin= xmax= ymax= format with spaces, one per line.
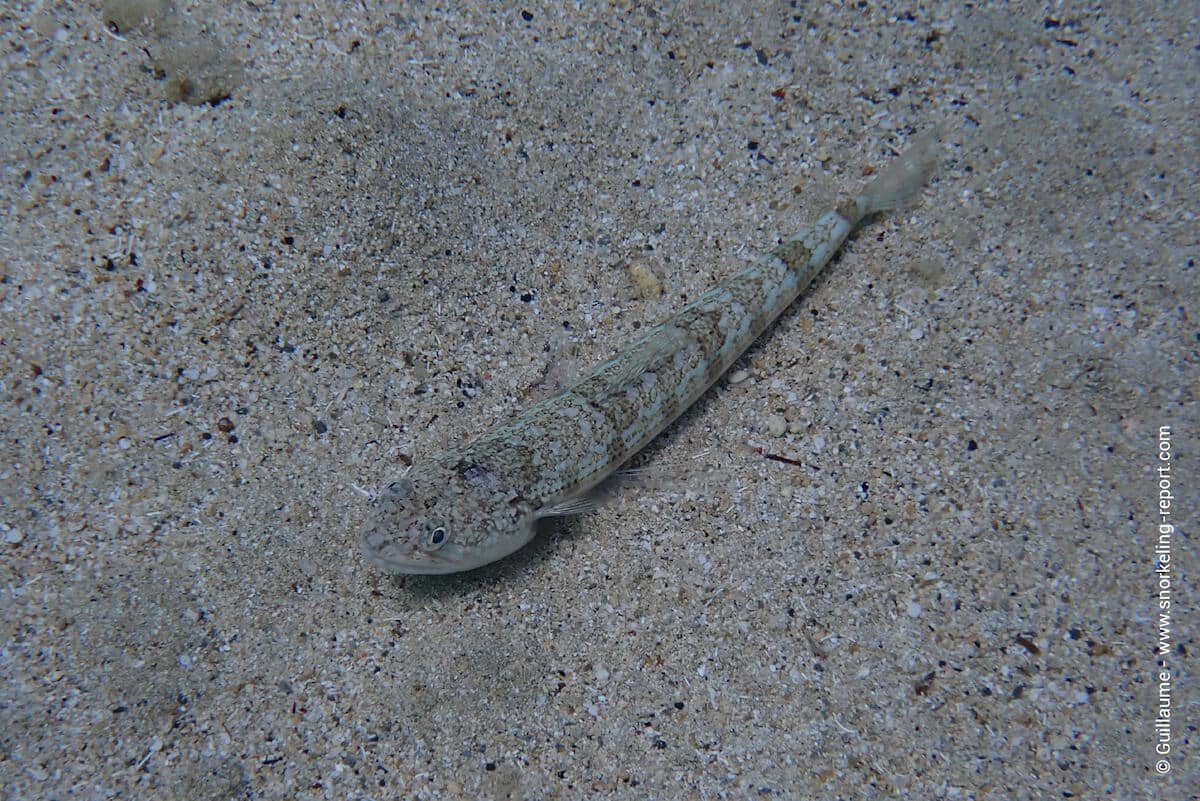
xmin=363 ymin=136 xmax=939 ymax=574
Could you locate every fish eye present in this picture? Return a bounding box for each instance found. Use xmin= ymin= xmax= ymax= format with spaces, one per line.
xmin=427 ymin=527 xmax=447 ymax=549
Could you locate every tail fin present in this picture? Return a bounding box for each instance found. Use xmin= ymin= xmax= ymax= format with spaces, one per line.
xmin=859 ymin=128 xmax=942 ymax=217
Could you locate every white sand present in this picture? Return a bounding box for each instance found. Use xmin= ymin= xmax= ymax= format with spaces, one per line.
xmin=2 ymin=2 xmax=1194 ymax=798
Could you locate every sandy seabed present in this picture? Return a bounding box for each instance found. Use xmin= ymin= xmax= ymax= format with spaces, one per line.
xmin=2 ymin=2 xmax=1196 ymax=799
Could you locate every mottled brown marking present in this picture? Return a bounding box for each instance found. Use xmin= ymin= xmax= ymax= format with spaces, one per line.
xmin=772 ymin=239 xmax=812 ymax=271
xmin=836 ymin=199 xmax=862 ymax=224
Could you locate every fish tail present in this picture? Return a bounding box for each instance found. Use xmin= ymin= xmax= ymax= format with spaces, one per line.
xmin=856 ymin=127 xmax=942 ymax=218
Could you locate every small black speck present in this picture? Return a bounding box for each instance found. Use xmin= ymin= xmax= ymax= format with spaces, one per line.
xmin=520 ymin=291 xmax=534 ymax=302
xmin=201 ymin=432 xmax=212 ymax=441
xmin=673 ymin=701 xmax=684 ymax=710
xmin=112 ymin=705 xmax=128 ymax=714
xmin=282 ymin=235 xmax=295 ymax=246
xmin=485 ymin=761 xmax=497 ymax=771
xmin=520 ymin=9 xmax=533 ymax=21
xmin=653 ymin=739 xmax=667 ymax=749
xmin=967 ymin=439 xmax=978 ymax=451
xmin=227 ymin=434 xmax=238 ymax=444
xmin=747 ymin=140 xmax=759 ymax=151
xmin=312 ymin=420 xmax=328 ymax=434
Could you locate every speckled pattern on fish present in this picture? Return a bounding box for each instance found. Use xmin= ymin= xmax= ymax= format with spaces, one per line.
xmin=363 ymin=134 xmax=941 ymax=574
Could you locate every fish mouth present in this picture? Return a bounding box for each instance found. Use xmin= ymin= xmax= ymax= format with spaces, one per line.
xmin=368 ymin=555 xmax=462 ymax=575
xmin=361 ymin=523 xmax=533 ymax=575
xmin=362 ymin=544 xmax=462 ymax=575
xmin=360 ymin=530 xmax=462 ymax=575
